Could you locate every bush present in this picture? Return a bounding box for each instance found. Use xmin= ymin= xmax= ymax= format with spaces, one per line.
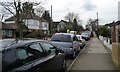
xmin=98 ymin=27 xmax=110 ymax=37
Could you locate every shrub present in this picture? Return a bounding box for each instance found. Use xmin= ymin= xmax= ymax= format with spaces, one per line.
xmin=98 ymin=27 xmax=110 ymax=37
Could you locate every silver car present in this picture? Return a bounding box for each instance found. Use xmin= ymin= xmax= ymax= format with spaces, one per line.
xmin=51 ymin=33 xmax=80 ymax=58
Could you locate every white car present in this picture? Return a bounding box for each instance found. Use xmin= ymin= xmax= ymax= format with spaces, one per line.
xmin=76 ymin=35 xmax=86 ymax=48
xmin=81 ymin=32 xmax=90 ymax=41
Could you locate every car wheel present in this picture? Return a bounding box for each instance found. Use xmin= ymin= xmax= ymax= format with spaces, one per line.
xmin=72 ymin=51 xmax=76 ymax=59
xmin=61 ymin=60 xmax=66 ymax=72
xmin=80 ymin=46 xmax=83 ymax=49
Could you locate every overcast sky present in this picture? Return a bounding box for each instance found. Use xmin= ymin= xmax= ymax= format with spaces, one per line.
xmin=44 ymin=0 xmax=120 ymax=27
xmin=1 ymin=0 xmax=120 ymax=27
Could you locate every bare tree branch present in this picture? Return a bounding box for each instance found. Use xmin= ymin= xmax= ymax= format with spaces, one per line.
xmin=64 ymin=12 xmax=81 ymax=24
xmin=3 ymin=6 xmax=16 ymax=17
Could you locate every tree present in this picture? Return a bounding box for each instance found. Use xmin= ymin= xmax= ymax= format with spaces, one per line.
xmin=22 ymin=2 xmax=34 ymax=13
xmin=64 ymin=12 xmax=83 ymax=33
xmin=42 ymin=10 xmax=52 ymax=34
xmin=73 ymin=18 xmax=78 ymax=31
xmin=86 ymin=18 xmax=99 ymax=31
xmin=98 ymin=27 xmax=109 ymax=37
xmin=64 ymin=12 xmax=81 ymax=25
xmin=0 ymin=0 xmax=45 ymax=39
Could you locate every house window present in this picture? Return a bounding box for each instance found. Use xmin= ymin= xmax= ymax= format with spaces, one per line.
xmin=0 ymin=30 xmax=2 ymax=35
xmin=8 ymin=30 xmax=12 ymax=36
xmin=3 ymin=30 xmax=13 ymax=37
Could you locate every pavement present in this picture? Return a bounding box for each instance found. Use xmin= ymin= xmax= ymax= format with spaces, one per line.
xmin=68 ymin=37 xmax=118 ymax=72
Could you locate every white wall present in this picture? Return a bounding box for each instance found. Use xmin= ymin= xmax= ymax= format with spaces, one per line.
xmin=5 ymin=18 xmax=49 ymax=31
xmin=41 ymin=22 xmax=49 ymax=30
xmin=5 ymin=21 xmax=15 ymax=24
xmin=24 ymin=19 xmax=49 ymax=30
xmin=99 ymin=36 xmax=112 ymax=50
xmin=24 ymin=19 xmax=40 ymax=29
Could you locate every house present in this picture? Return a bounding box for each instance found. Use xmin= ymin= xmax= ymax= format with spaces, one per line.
xmin=105 ymin=21 xmax=120 ymax=70
xmin=111 ymin=21 xmax=120 ymax=70
xmin=4 ymin=13 xmax=49 ymax=37
xmin=52 ymin=22 xmax=59 ymax=33
xmin=0 ymin=22 xmax=17 ymax=38
xmin=57 ymin=20 xmax=72 ymax=32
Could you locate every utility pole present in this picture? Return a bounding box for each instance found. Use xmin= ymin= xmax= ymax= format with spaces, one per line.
xmin=50 ymin=5 xmax=52 ymax=35
xmin=97 ymin=12 xmax=99 ymax=26
xmin=95 ymin=12 xmax=99 ymax=38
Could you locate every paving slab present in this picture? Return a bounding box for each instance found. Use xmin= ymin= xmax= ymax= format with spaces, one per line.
xmin=69 ymin=37 xmax=117 ymax=71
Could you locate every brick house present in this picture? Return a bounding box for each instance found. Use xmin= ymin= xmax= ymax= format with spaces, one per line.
xmin=105 ymin=21 xmax=120 ymax=70
xmin=4 ymin=13 xmax=49 ymax=38
xmin=0 ymin=22 xmax=17 ymax=38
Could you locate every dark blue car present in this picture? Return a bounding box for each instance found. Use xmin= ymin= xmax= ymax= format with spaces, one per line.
xmin=2 ymin=40 xmax=66 ymax=72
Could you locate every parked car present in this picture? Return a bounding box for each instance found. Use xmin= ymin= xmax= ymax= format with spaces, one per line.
xmin=81 ymin=32 xmax=90 ymax=41
xmin=51 ymin=33 xmax=80 ymax=58
xmin=1 ymin=39 xmax=31 ymax=48
xmin=76 ymin=35 xmax=86 ymax=49
xmin=2 ymin=40 xmax=66 ymax=72
xmin=51 ymin=41 xmax=75 ymax=57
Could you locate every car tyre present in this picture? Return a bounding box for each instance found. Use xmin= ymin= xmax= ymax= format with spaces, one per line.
xmin=60 ymin=60 xmax=66 ymax=72
xmin=72 ymin=51 xmax=76 ymax=59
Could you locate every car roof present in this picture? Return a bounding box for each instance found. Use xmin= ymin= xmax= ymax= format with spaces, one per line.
xmin=2 ymin=40 xmax=48 ymax=51
xmin=76 ymin=35 xmax=81 ymax=36
xmin=54 ymin=33 xmax=75 ymax=36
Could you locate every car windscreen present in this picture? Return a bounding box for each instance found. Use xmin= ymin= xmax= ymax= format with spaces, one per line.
xmin=51 ymin=34 xmax=72 ymax=42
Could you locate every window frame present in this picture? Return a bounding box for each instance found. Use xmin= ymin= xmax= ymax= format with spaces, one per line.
xmin=39 ymin=42 xmax=56 ymax=55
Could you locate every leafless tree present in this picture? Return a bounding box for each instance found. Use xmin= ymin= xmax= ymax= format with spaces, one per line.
xmin=64 ymin=12 xmax=82 ymax=25
xmin=0 ymin=0 xmax=46 ymax=39
xmin=86 ymin=18 xmax=99 ymax=31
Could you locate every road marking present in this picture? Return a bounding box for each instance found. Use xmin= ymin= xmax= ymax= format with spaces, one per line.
xmin=67 ymin=39 xmax=91 ymax=70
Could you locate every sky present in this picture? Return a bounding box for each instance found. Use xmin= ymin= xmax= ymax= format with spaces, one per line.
xmin=44 ymin=0 xmax=120 ymax=27
xmin=0 ymin=0 xmax=120 ymax=27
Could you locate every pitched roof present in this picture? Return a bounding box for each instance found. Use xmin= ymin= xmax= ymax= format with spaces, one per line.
xmin=105 ymin=21 xmax=120 ymax=27
xmin=105 ymin=21 xmax=116 ymax=27
xmin=5 ymin=13 xmax=47 ymax=22
xmin=0 ymin=22 xmax=17 ymax=30
xmin=115 ymin=21 xmax=120 ymax=25
xmin=60 ymin=20 xmax=69 ymax=23
xmin=52 ymin=22 xmax=60 ymax=25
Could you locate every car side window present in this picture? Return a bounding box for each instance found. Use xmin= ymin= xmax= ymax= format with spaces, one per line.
xmin=40 ymin=42 xmax=56 ymax=55
xmin=29 ymin=43 xmax=43 ymax=52
xmin=28 ymin=43 xmax=44 ymax=60
xmin=17 ymin=49 xmax=28 ymax=60
xmin=17 ymin=49 xmax=30 ymax=65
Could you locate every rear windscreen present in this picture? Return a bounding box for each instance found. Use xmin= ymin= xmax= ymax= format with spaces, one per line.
xmin=51 ymin=34 xmax=72 ymax=42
